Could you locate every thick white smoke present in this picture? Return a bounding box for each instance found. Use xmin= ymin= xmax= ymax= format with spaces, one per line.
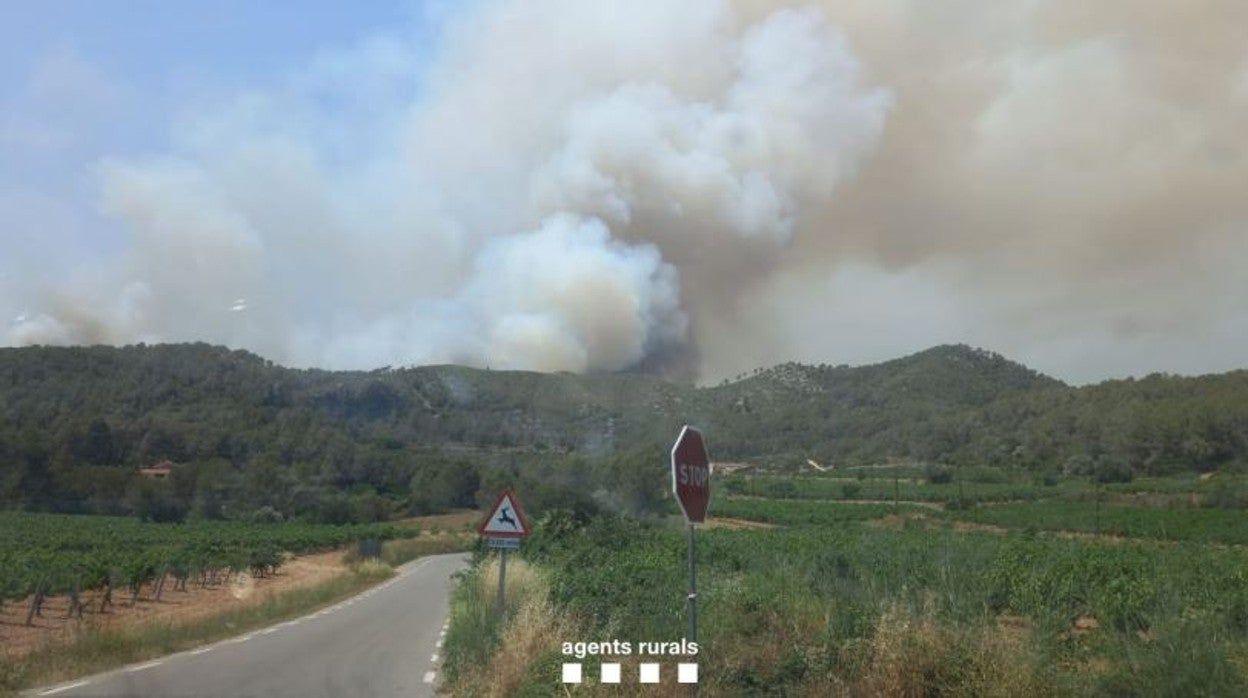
xmin=7 ymin=1 xmax=1248 ymax=382
xmin=5 ymin=1 xmax=890 ymax=375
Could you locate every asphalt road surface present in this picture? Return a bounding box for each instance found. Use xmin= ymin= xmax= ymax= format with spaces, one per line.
xmin=33 ymin=553 xmax=470 ymax=698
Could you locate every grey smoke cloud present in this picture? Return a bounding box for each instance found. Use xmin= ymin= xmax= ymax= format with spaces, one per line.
xmin=5 ymin=0 xmax=1248 ymax=383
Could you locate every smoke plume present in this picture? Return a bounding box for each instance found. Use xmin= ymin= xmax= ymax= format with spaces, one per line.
xmin=5 ymin=1 xmax=1247 ymax=382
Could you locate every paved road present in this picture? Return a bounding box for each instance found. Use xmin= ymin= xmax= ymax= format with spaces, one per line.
xmin=34 ymin=553 xmax=470 ymax=698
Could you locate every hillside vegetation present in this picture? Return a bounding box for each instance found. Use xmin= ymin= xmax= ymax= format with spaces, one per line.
xmin=2 ymin=343 xmax=1246 ymax=522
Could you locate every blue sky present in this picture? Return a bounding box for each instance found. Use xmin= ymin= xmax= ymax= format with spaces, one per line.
xmin=1 ymin=0 xmax=454 ymax=264
xmin=1 ymin=2 xmax=435 ymax=102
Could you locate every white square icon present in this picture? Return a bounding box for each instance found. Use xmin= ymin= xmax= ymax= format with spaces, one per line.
xmin=561 ymin=663 xmax=582 ymax=684
xmin=639 ymin=663 xmax=661 ymax=684
xmin=678 ymin=663 xmax=699 ymax=684
xmin=600 ymin=662 xmax=621 ymax=684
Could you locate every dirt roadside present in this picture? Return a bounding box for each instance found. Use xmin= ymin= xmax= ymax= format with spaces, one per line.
xmin=0 ymin=549 xmax=349 ymax=660
xmin=2 ymin=512 xmax=483 ymax=661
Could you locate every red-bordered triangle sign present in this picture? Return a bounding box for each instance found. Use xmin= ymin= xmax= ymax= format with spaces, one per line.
xmin=478 ymin=490 xmax=530 ymax=538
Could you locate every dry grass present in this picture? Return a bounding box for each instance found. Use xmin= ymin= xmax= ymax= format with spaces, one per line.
xmin=1 ymin=563 xmax=394 ymax=696
xmin=459 ymin=593 xmax=570 ymax=694
xmin=1 ymin=549 xmax=347 ymax=661
xmin=849 ymin=604 xmax=1049 ymax=698
xmin=443 ymin=560 xmax=1053 ymax=696
xmin=703 ymin=517 xmax=778 ymax=530
xmin=448 ymin=559 xmax=700 ymax=697
xmin=381 ymin=533 xmax=475 ymax=566
xmin=866 ymin=512 xmax=947 ymax=532
xmin=445 ymin=556 xmax=582 ymax=697
xmin=398 ymin=509 xmax=483 ymax=532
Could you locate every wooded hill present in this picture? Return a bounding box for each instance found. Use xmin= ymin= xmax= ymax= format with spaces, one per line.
xmin=2 ymin=343 xmax=1245 ymax=521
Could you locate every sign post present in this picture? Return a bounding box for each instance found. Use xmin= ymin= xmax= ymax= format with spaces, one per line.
xmin=477 ymin=490 xmax=530 ymax=617
xmin=671 ymin=425 xmax=711 ymax=646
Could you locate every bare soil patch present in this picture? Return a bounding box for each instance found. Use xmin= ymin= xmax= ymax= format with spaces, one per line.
xmin=951 ymin=520 xmax=1011 ymax=535
xmin=0 ymin=548 xmax=348 ymax=660
xmin=1106 ymin=492 xmax=1201 ymax=509
xmin=1055 ymin=615 xmax=1104 ymax=646
xmin=867 ymin=513 xmax=944 ymax=531
xmin=704 ymin=517 xmax=778 ymax=530
xmin=848 ymin=498 xmax=945 ymax=511
xmin=1050 ymin=529 xmax=1133 ymax=544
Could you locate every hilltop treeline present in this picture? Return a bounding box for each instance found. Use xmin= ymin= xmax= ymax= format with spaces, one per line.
xmin=1 ymin=343 xmax=1245 ymax=521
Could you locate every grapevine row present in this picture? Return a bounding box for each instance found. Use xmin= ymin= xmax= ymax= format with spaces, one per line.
xmin=0 ymin=512 xmax=416 ymax=624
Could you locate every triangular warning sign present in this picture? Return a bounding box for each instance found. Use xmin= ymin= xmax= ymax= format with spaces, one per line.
xmin=478 ymin=490 xmax=530 ymax=538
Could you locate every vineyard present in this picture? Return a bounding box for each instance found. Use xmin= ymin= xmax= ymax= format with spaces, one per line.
xmin=0 ymin=512 xmax=416 ymax=626
xmin=445 ymin=469 xmax=1248 ymax=695
xmin=720 ymin=471 xmax=1206 ymax=505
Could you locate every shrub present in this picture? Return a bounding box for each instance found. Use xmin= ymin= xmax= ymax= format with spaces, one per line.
xmin=246 ymin=505 xmax=284 ymax=524
xmin=1093 ymin=457 xmax=1135 ymax=484
xmin=766 ymin=480 xmax=799 ymax=499
xmin=962 ymin=466 xmax=1007 ymax=484
xmin=945 ymin=496 xmax=976 ymax=512
xmin=926 ymin=466 xmax=954 ymax=485
xmin=1202 ymin=478 xmax=1248 ymax=510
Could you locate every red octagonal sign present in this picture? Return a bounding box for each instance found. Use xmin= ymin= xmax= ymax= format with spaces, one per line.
xmin=671 ymin=425 xmax=711 ymax=523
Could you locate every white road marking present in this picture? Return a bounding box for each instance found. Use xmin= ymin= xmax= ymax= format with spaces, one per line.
xmin=26 ymin=557 xmax=460 ymax=698
xmin=38 ymin=680 xmax=89 ymax=695
xmin=431 ymin=653 xmax=439 ymax=663
xmin=435 ymin=639 xmax=443 ymax=649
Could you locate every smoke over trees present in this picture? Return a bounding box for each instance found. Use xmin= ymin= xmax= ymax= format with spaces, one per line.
xmin=5 ymin=1 xmax=1247 ymax=382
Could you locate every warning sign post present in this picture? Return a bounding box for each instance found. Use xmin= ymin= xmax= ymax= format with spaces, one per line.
xmin=477 ymin=490 xmax=530 ymax=616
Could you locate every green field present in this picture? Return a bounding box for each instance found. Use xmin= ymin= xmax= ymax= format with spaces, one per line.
xmin=719 ymin=472 xmax=1207 ymax=505
xmin=444 ymin=470 xmax=1248 ymax=695
xmin=949 ymin=500 xmax=1248 ymax=545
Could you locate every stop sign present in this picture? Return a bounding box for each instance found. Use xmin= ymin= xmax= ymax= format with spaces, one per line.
xmin=671 ymin=425 xmax=711 ymax=523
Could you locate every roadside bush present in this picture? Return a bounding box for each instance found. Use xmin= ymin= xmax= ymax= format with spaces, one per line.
xmin=841 ymin=483 xmax=863 ymax=499
xmin=380 ymin=534 xmax=475 ymax=567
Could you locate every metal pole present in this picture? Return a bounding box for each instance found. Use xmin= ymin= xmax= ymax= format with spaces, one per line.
xmin=687 ymin=523 xmax=697 ymax=645
xmin=497 ymin=549 xmax=508 ymax=617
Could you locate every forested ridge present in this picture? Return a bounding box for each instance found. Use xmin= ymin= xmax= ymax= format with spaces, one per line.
xmin=2 ymin=342 xmax=1245 ymax=521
